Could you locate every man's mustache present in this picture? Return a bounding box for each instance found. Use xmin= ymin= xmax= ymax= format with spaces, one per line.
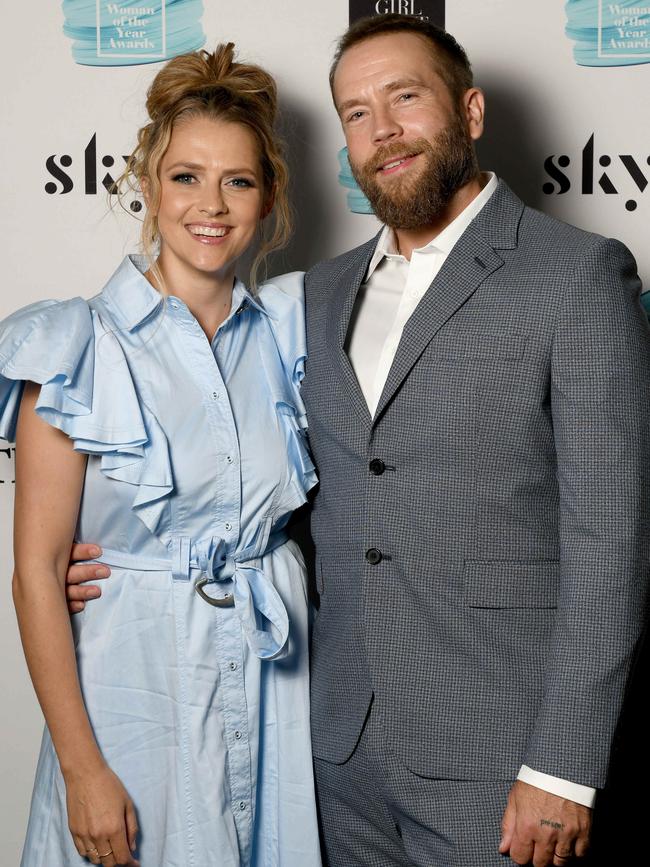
xmin=358 ymin=138 xmax=432 ymax=176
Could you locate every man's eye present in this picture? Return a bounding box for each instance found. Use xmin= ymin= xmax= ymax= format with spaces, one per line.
xmin=399 ymin=93 xmax=415 ymax=102
xmin=172 ymin=173 xmax=195 ymax=184
xmin=347 ymin=111 xmax=365 ymax=122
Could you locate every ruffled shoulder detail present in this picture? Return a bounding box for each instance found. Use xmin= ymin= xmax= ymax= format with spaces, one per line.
xmin=257 ymin=272 xmax=318 ymax=509
xmin=257 ymin=271 xmax=308 ymax=425
xmin=0 ymin=298 xmax=94 ymax=442
xmin=0 ymin=297 xmax=172 ymax=537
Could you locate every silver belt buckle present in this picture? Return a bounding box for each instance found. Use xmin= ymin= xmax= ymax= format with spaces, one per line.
xmin=194 ymin=576 xmax=235 ymax=608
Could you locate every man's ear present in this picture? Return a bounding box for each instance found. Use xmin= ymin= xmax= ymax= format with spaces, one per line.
xmin=464 ymin=88 xmax=485 ymax=142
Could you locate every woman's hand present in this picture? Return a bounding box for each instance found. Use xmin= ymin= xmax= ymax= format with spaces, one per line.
xmin=65 ymin=763 xmax=140 ymax=866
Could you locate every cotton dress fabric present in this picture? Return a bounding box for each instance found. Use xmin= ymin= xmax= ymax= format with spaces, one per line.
xmin=0 ymin=256 xmax=321 ymax=867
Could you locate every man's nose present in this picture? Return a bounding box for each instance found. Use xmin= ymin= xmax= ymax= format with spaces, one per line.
xmin=371 ymin=107 xmax=403 ymax=145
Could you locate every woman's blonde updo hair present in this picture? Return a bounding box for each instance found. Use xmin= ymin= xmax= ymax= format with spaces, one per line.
xmin=120 ymin=43 xmax=291 ymax=289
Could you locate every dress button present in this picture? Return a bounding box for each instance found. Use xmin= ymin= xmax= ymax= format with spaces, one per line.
xmin=229 ymin=661 xmax=237 ymax=671
xmin=239 ymin=801 xmax=247 ymax=811
xmin=234 ymin=730 xmax=242 ymax=740
xmin=365 ymin=548 xmax=383 ymax=565
xmin=369 ymin=459 xmax=386 ymax=476
xmin=225 ymin=522 xmax=232 ymax=531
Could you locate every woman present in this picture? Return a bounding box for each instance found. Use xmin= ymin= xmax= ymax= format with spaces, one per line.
xmin=0 ymin=44 xmax=321 ymax=867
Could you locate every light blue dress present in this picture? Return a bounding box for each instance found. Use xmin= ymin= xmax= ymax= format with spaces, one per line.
xmin=0 ymin=256 xmax=321 ymax=867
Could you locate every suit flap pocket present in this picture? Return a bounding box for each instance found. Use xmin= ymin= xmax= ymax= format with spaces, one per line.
xmin=463 ymin=560 xmax=559 ymax=608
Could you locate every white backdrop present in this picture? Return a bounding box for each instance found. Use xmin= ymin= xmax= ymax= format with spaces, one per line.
xmin=1 ymin=2 xmax=648 ymax=861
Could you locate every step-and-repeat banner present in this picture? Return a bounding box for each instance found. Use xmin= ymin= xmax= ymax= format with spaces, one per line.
xmin=1 ymin=1 xmax=648 ymax=858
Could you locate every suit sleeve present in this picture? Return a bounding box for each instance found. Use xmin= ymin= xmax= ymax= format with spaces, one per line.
xmin=523 ymin=237 xmax=650 ymax=787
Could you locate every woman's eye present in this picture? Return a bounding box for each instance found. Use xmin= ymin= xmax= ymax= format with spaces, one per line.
xmin=228 ymin=178 xmax=254 ymax=188
xmin=172 ymin=173 xmax=195 ymax=184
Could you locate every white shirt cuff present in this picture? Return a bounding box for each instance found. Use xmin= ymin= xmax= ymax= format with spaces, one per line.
xmin=517 ymin=765 xmax=597 ymax=808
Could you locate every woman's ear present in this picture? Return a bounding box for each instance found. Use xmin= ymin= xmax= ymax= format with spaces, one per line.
xmin=140 ymin=176 xmax=154 ymax=212
xmin=261 ymin=184 xmax=276 ymax=219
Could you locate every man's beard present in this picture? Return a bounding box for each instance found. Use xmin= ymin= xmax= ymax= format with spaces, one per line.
xmin=350 ymin=114 xmax=479 ymax=231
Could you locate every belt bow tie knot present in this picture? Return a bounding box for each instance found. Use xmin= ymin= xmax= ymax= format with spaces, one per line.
xmin=172 ymin=533 xmax=290 ymax=661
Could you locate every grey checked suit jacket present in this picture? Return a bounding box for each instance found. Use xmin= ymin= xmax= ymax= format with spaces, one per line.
xmin=302 ymin=181 xmax=650 ymax=787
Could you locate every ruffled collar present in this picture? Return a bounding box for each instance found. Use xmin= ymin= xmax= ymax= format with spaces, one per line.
xmin=100 ymin=255 xmax=268 ymax=332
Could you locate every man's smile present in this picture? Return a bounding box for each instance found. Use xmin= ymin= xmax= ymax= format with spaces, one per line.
xmin=377 ymin=153 xmax=421 ymax=175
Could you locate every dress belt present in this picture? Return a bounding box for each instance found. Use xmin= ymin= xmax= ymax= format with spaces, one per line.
xmin=80 ymin=530 xmax=290 ymax=661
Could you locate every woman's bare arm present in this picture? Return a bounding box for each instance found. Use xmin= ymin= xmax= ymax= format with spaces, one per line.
xmin=13 ymin=382 xmax=138 ymax=866
xmin=14 ymin=382 xmax=95 ymax=769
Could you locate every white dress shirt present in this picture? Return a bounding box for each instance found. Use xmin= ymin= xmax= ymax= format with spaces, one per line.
xmin=345 ymin=172 xmax=596 ymax=808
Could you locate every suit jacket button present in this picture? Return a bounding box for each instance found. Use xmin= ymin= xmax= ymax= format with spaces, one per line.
xmin=369 ymin=459 xmax=386 ymax=475
xmin=365 ymin=548 xmax=383 ymax=565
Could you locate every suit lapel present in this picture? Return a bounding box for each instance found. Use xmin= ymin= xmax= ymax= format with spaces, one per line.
xmin=325 ymin=235 xmax=379 ymax=427
xmin=373 ymin=181 xmax=525 ymax=422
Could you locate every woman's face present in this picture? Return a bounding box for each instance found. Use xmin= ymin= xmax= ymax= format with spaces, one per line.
xmin=153 ymin=115 xmax=266 ymax=287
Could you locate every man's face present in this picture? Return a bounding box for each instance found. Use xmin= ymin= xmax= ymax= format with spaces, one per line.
xmin=332 ymin=32 xmax=481 ymax=229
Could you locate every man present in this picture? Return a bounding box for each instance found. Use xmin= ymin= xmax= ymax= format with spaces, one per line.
xmin=301 ymin=14 xmax=650 ymax=867
xmin=67 ymin=14 xmax=650 ymax=867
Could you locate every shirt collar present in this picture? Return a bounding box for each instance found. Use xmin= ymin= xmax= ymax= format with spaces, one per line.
xmin=101 ymin=255 xmax=267 ymax=331
xmin=230 ymin=278 xmax=269 ymax=319
xmin=365 ymin=171 xmax=499 ymax=280
xmin=100 ymin=255 xmax=162 ymax=331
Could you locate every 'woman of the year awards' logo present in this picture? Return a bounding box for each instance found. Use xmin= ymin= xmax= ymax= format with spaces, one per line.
xmin=62 ymin=0 xmax=205 ymax=66
xmin=566 ymin=1 xmax=650 ymax=66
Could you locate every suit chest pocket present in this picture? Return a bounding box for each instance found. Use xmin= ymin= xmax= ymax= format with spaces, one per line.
xmin=427 ymin=332 xmax=528 ymax=362
xmin=315 ymin=557 xmax=324 ymax=595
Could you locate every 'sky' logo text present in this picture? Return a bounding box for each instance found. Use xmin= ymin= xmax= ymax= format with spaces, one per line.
xmin=45 ymin=134 xmax=142 ymax=212
xmin=543 ymin=134 xmax=648 ymax=211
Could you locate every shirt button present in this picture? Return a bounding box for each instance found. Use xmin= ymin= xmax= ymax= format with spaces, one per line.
xmin=234 ymin=730 xmax=242 ymax=740
xmin=211 ymin=392 xmax=219 ymax=400
xmin=225 ymin=522 xmax=233 ymax=531
xmin=239 ymin=801 xmax=247 ymax=811
xmin=226 ymin=455 xmax=233 ymax=464
xmin=229 ymin=661 xmax=237 ymax=671
xmin=169 ymin=300 xmax=179 ymax=309
xmin=365 ymin=548 xmax=383 ymax=565
xmin=369 ymin=459 xmax=386 ymax=476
